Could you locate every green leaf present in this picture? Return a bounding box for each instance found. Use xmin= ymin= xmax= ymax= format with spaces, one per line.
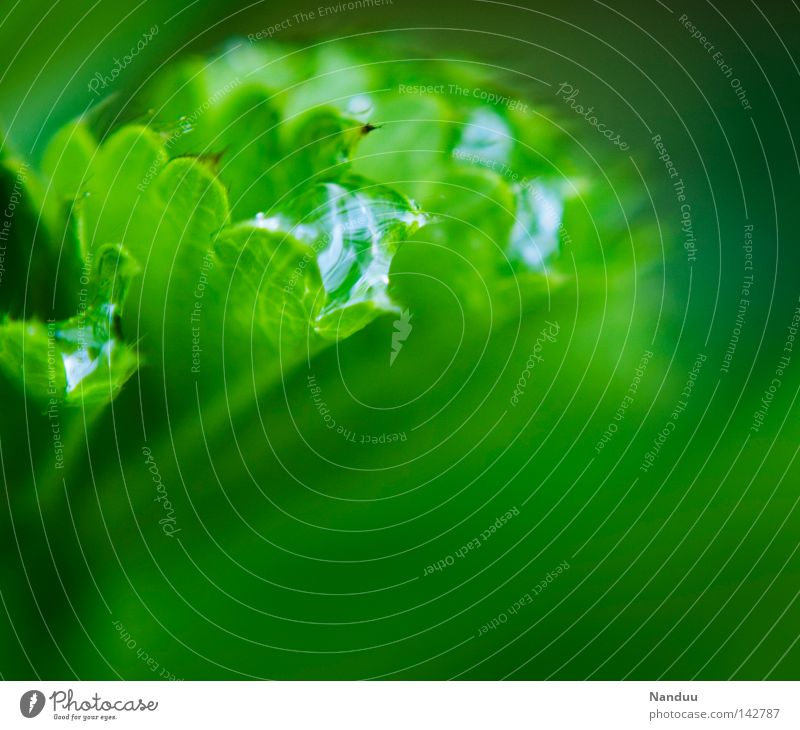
xmin=77 ymin=125 xmax=167 ymax=258
xmin=0 ymin=244 xmax=139 ymax=405
xmin=276 ymin=177 xmax=428 ymax=339
xmin=214 ymin=222 xmax=323 ymax=345
xmin=0 ymin=157 xmax=66 ymax=318
xmin=352 ymin=93 xmax=455 ymax=198
xmin=14 ymin=41 xmax=604 ymax=412
xmin=412 ymin=165 xmax=516 ymax=286
xmin=136 ymin=156 xmax=230 ymax=263
xmin=283 ymin=107 xmax=374 ymax=191
xmin=282 ymin=44 xmax=376 ymax=120
xmin=213 ymin=84 xmax=282 ymax=219
xmin=120 ymin=156 xmax=230 ymax=344
xmin=41 ymin=119 xmax=97 ymax=200
xmin=214 ymin=177 xmax=427 ymax=344
xmin=140 ymin=57 xmax=215 ymax=153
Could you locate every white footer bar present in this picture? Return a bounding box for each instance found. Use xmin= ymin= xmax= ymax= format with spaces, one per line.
xmin=1 ymin=681 xmax=797 ymax=729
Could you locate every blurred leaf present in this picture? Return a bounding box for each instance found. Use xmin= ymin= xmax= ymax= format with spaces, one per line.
xmin=122 ymin=156 xmax=230 ymax=345
xmin=214 ymin=222 xmax=323 ymax=345
xmin=0 ymin=244 xmax=138 ymax=405
xmin=284 ymin=107 xmax=374 ymax=191
xmin=213 ymin=84 xmax=282 ymax=219
xmin=278 ymin=177 xmax=428 ymax=339
xmin=41 ymin=119 xmax=97 ymax=200
xmin=77 ymin=125 xmax=167 ymax=257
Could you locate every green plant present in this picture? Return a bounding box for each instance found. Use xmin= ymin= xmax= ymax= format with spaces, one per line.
xmin=0 ymin=42 xmax=601 ymax=407
xmin=0 ymin=41 xmax=633 ymax=679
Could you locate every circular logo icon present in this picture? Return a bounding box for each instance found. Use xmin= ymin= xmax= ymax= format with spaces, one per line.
xmin=20 ymin=691 xmax=44 ymax=718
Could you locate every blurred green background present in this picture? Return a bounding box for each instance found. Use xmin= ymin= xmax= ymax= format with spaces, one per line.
xmin=1 ymin=0 xmax=799 ymax=680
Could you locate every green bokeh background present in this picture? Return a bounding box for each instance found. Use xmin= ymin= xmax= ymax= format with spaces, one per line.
xmin=1 ymin=0 xmax=799 ymax=679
